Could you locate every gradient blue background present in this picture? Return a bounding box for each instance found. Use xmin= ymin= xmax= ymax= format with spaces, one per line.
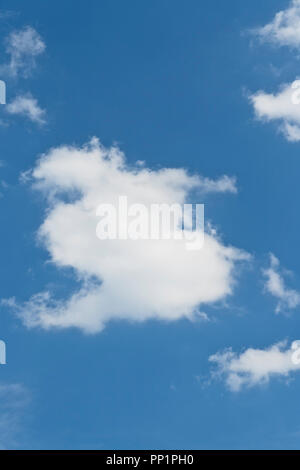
xmin=1 ymin=0 xmax=300 ymax=449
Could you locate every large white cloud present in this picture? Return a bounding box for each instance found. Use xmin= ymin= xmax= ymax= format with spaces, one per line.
xmin=210 ymin=340 xmax=300 ymax=392
xmin=5 ymin=138 xmax=248 ymax=334
xmin=250 ymin=81 xmax=300 ymax=141
xmin=253 ymin=0 xmax=300 ymax=49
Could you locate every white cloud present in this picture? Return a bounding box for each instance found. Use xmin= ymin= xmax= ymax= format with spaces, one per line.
xmin=209 ymin=340 xmax=300 ymax=392
xmin=6 ymin=94 xmax=46 ymax=124
xmin=249 ymin=81 xmax=300 ymax=141
xmin=4 ymin=138 xmax=248 ymax=334
xmin=262 ymin=253 xmax=300 ymax=313
xmin=0 ymin=26 xmax=45 ymax=77
xmin=253 ymin=0 xmax=300 ymax=49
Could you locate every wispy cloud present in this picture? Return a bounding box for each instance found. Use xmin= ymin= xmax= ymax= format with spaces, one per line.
xmin=0 ymin=383 xmax=30 ymax=449
xmin=0 ymin=26 xmax=45 ymax=78
xmin=263 ymin=253 xmax=300 ymax=313
xmin=195 ymin=175 xmax=237 ymax=194
xmin=6 ymin=94 xmax=46 ymax=125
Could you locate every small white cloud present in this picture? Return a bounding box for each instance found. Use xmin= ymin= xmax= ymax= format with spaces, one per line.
xmin=4 ymin=138 xmax=248 ymax=334
xmin=0 ymin=26 xmax=45 ymax=78
xmin=262 ymin=253 xmax=300 ymax=313
xmin=249 ymin=81 xmax=300 ymax=141
xmin=253 ymin=0 xmax=300 ymax=49
xmin=209 ymin=340 xmax=300 ymax=392
xmin=6 ymin=94 xmax=46 ymax=125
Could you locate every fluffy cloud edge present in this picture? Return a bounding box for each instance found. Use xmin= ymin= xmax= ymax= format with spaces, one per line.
xmin=252 ymin=0 xmax=300 ymax=50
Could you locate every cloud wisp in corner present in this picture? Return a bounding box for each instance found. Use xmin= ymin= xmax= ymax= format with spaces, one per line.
xmin=253 ymin=0 xmax=300 ymax=50
xmin=0 ymin=383 xmax=30 ymax=449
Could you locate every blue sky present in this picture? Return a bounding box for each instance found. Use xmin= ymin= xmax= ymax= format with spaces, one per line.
xmin=2 ymin=0 xmax=300 ymax=450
